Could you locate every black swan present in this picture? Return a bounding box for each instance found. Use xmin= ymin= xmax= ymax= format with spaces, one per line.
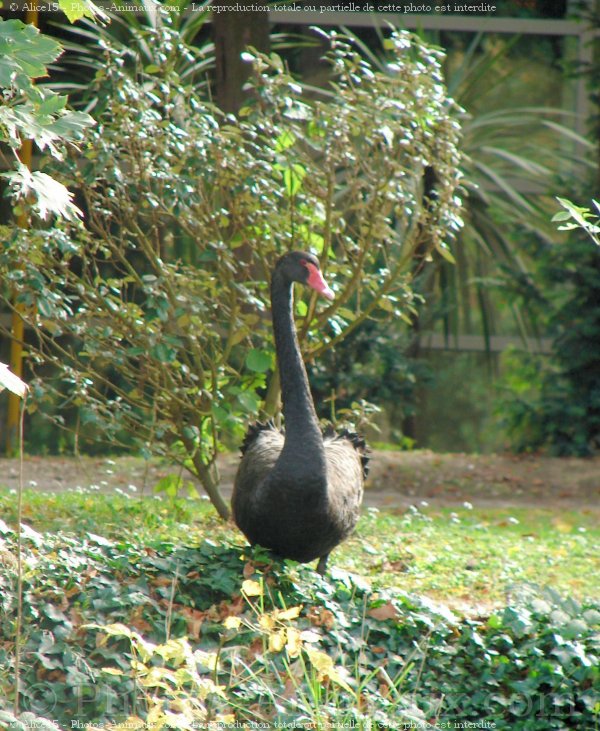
xmin=231 ymin=251 xmax=368 ymax=574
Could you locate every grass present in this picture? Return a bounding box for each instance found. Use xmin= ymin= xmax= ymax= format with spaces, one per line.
xmin=1 ymin=486 xmax=598 ymax=608
xmin=1 ymin=483 xmax=599 ymax=729
xmin=343 ymin=506 xmax=599 ymax=606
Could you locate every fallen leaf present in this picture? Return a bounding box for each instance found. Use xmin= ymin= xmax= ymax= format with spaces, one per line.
xmin=180 ymin=606 xmax=206 ymax=640
xmin=379 ymin=681 xmax=391 ymax=698
xmin=259 ymin=615 xmax=275 ymax=631
xmin=275 ymin=605 xmax=302 ymax=622
xmin=282 ymin=676 xmax=297 ymax=699
xmin=242 ymin=579 xmax=262 ymax=597
xmin=368 ymin=602 xmax=399 ymax=621
xmin=269 ymin=629 xmax=286 ymax=653
xmin=307 ymin=606 xmax=336 ymax=629
xmin=224 ymin=616 xmax=242 ymax=630
xmin=152 ymin=576 xmax=175 ymax=587
xmin=305 ymin=648 xmax=354 ymax=694
xmin=246 ymin=637 xmax=264 ymax=660
xmin=286 ymin=627 xmax=302 ymax=658
xmin=217 ymin=595 xmax=244 ymax=619
xmin=129 ymin=607 xmax=153 ymax=634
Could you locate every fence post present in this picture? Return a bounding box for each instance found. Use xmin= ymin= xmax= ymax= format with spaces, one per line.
xmin=6 ymin=8 xmax=38 ymax=455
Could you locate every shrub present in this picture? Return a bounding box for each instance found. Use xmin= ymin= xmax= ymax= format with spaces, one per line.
xmin=501 ymin=200 xmax=600 ymax=455
xmin=0 ymin=23 xmax=462 ymax=515
xmin=0 ymin=18 xmax=93 ymax=225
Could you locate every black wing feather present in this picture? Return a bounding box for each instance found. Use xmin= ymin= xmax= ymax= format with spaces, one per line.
xmin=240 ymin=420 xmax=281 ymax=455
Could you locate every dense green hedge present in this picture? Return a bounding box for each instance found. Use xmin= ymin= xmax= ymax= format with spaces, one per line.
xmin=0 ymin=523 xmax=598 ymax=728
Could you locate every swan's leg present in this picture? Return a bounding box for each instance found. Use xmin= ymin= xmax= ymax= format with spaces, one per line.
xmin=316 ymin=554 xmax=329 ymax=575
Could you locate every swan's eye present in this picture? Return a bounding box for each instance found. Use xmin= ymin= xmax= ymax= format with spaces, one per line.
xmin=300 ymin=258 xmax=318 ymax=272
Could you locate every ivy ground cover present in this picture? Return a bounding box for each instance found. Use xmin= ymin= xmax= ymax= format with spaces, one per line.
xmin=0 ymin=488 xmax=598 ymax=729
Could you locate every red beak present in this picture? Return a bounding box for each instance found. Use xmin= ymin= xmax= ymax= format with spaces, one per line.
xmin=306 ymin=262 xmax=334 ymax=300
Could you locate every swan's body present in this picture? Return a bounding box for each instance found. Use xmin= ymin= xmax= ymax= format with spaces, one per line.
xmin=231 ymin=251 xmax=368 ymax=573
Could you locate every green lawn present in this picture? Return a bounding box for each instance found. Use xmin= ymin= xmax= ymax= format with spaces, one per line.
xmin=1 ymin=487 xmax=598 ymax=606
xmin=1 ymin=486 xmax=599 ymax=729
xmin=342 ymin=506 xmax=599 ymax=606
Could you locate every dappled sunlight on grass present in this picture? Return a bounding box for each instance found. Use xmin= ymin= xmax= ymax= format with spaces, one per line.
xmin=336 ymin=505 xmax=600 ymax=606
xmin=1 ymin=487 xmax=598 ymax=728
xmin=1 ymin=488 xmax=597 ymax=609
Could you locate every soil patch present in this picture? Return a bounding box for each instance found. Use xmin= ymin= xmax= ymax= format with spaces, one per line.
xmin=1 ymin=450 xmax=599 ymax=511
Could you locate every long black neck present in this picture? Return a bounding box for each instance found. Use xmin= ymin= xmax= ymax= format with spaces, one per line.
xmin=270 ymin=270 xmax=324 ymax=453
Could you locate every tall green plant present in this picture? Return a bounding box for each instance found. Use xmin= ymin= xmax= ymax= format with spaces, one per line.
xmin=0 ymin=17 xmax=94 ymax=220
xmin=302 ymin=29 xmax=594 ymax=449
xmin=501 ymin=199 xmax=600 ymax=455
xmin=340 ymin=29 xmax=594 ymax=339
xmin=0 ymin=23 xmax=462 ymax=516
xmin=52 ymin=0 xmax=214 ymax=102
xmin=434 ymin=34 xmax=597 ymax=344
xmin=310 ymin=31 xmax=598 ymax=453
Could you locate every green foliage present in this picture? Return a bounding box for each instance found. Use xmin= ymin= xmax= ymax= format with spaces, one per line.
xmin=500 ymin=200 xmax=600 ymax=455
xmin=57 ymin=0 xmax=107 ymax=23
xmin=0 ymin=21 xmax=462 ymax=515
xmin=1 ymin=485 xmax=598 ymax=603
xmin=0 ymin=18 xmax=94 ymax=222
xmin=310 ymin=320 xmax=426 ymax=443
xmin=56 ymin=0 xmax=212 ymax=101
xmin=553 ymin=197 xmax=600 ymax=247
xmin=437 ymin=34 xmax=595 ymax=344
xmin=0 ymin=518 xmax=598 ymax=728
xmin=307 ymin=31 xmax=594 ymax=451
xmin=335 ymin=30 xmax=593 ymax=343
xmin=88 ymin=625 xmax=230 ymax=728
xmin=0 ymin=20 xmax=60 ymax=95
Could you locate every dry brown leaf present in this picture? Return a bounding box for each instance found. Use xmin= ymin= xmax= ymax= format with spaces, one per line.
xmin=307 ymin=606 xmax=336 ymax=629
xmin=367 ymin=602 xmax=398 ymax=621
xmin=282 ymin=676 xmax=297 ymax=700
xmin=180 ymin=606 xmax=206 ymax=640
xmin=128 ymin=607 xmax=153 ymax=634
xmin=246 ymin=637 xmax=264 ymax=660
xmin=379 ymin=681 xmax=391 ymax=698
xmin=152 ymin=575 xmax=175 ymax=587
xmin=217 ymin=594 xmax=244 ymax=619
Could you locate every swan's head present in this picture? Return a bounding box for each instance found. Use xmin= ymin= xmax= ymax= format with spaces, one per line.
xmin=275 ymin=251 xmax=334 ymax=301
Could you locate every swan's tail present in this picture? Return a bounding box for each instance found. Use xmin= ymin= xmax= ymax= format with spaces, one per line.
xmin=323 ymin=425 xmax=370 ymax=479
xmin=239 ymin=420 xmax=281 ymax=455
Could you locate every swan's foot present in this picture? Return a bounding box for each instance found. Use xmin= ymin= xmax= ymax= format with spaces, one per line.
xmin=316 ymin=554 xmax=329 ymax=575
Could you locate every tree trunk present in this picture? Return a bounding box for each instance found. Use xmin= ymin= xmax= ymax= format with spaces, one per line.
xmin=213 ymin=6 xmax=270 ymax=115
xmin=192 ymin=450 xmax=231 ymax=520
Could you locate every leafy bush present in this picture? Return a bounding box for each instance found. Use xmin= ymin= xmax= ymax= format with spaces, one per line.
xmin=309 ymin=318 xmax=427 ymax=442
xmin=305 ymin=31 xmax=594 ymax=451
xmin=0 ymin=23 xmax=462 ymax=515
xmin=1 ymin=520 xmax=598 ymax=729
xmin=501 ymin=200 xmax=600 ymax=455
xmin=0 ymin=17 xmax=93 ymax=221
